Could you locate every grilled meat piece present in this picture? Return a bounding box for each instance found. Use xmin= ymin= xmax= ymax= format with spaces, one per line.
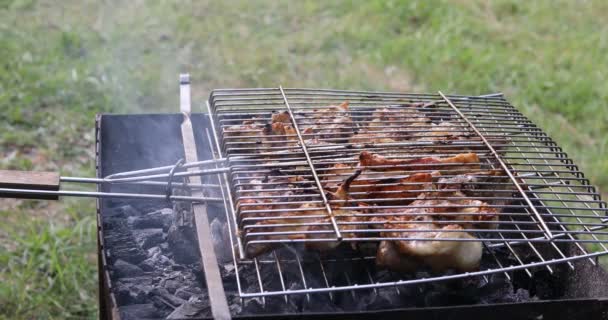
xmin=348 ymin=106 xmax=431 ymax=145
xmin=244 ymin=166 xmax=368 ymax=257
xmin=376 ymin=240 xmax=420 ymax=272
xmin=410 ymin=191 xmax=499 ymax=229
xmin=322 ymin=164 xmax=435 ymax=204
xmin=359 ymin=151 xmax=480 ymax=174
xmin=271 ymin=110 xmax=291 ymax=124
xmin=367 ymin=107 xmax=430 ymax=129
xmin=411 ymin=122 xmax=469 ymax=142
xmin=377 ymin=218 xmax=483 ymax=272
xmin=223 ymin=121 xmax=266 ymax=151
xmin=368 ymin=189 xmax=499 ymax=230
xmin=244 ymin=204 xmax=368 ymax=257
xmin=297 ymin=101 xmax=354 ymax=141
xmin=436 ymin=170 xmax=509 ymax=197
xmin=349 ymin=131 xmax=400 ymax=145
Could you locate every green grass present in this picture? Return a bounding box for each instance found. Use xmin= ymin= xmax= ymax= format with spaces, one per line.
xmin=1 ymin=0 xmax=607 ymax=318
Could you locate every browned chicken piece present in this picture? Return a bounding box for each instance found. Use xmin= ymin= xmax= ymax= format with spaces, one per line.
xmin=359 ymin=151 xmax=480 ymax=173
xmin=244 ymin=203 xmax=368 ymax=257
xmin=376 ymin=240 xmax=420 ymax=272
xmin=271 ymin=110 xmax=291 ymax=124
xmin=367 ymin=107 xmax=430 ymax=129
xmin=322 ymin=163 xmax=356 ymax=191
xmin=348 ymin=106 xmax=431 ymax=145
xmin=236 ymin=176 xmax=305 ymax=220
xmin=436 ymin=170 xmax=509 ymax=197
xmin=377 ymin=216 xmax=483 ymax=272
xmin=357 ymin=172 xmax=434 ymax=204
xmin=263 ymin=122 xmax=298 ymax=141
xmin=368 ymin=188 xmax=499 ymax=228
xmin=332 ymin=171 xmax=435 ymax=205
xmin=297 ymin=101 xmax=354 ymax=141
xmin=348 ymin=131 xmax=400 ymax=145
xmin=409 ymin=191 xmax=499 ymax=229
xmin=223 ymin=122 xmax=265 ymax=144
xmin=411 ymin=122 xmax=469 ymax=142
xmin=321 ymin=163 xmax=436 ymax=204
xmin=244 ymin=165 xmax=369 ymax=257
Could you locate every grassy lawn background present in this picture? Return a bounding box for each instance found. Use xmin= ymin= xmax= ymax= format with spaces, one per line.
xmin=1 ymin=0 xmax=606 ymax=318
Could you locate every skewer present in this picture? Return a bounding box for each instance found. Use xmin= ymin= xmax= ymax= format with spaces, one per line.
xmin=60 ymin=177 xmax=220 ymax=189
xmin=104 ymin=158 xmax=228 ymax=179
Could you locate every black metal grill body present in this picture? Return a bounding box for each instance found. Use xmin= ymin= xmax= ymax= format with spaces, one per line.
xmin=97 ymin=109 xmax=608 ymax=319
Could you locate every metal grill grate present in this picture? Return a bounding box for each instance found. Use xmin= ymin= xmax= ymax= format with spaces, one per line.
xmin=206 ymin=88 xmax=608 ymax=299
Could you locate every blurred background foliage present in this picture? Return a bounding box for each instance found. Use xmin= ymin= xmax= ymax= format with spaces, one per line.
xmin=1 ymin=0 xmax=607 ymax=318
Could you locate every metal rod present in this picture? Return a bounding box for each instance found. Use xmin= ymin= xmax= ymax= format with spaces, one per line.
xmin=60 ymin=176 xmax=220 ymax=189
xmin=237 ymin=250 xmax=608 ymax=298
xmin=278 ymin=85 xmax=342 ymax=240
xmin=102 ymin=168 xmax=229 ymax=183
xmin=104 ymin=158 xmax=227 ymax=179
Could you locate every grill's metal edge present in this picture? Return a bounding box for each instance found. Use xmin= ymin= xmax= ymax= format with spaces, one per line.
xmin=95 ymin=114 xmax=121 ymax=320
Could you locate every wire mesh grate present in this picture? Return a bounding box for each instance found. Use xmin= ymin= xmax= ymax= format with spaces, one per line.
xmin=206 ymin=88 xmax=608 ymax=299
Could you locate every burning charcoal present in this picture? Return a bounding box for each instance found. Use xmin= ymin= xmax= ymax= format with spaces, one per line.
xmin=119 ymin=303 xmax=161 ymax=320
xmin=167 ymin=224 xmax=200 ymax=264
xmin=134 ymin=228 xmax=164 ymax=249
xmin=166 ymin=300 xmax=211 ymax=319
xmin=113 ymin=259 xmax=144 ymax=278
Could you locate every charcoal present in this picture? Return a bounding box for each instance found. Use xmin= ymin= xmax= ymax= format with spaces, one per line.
xmin=103 ymin=217 xmax=125 ymax=230
xmin=115 ymin=282 xmax=148 ymax=305
xmin=135 ymin=228 xmax=164 ymax=249
xmin=129 ymin=211 xmax=172 ymax=230
xmin=166 ymin=300 xmax=210 ymax=319
xmin=150 ymin=287 xmax=187 ymax=309
xmin=105 ymin=224 xmax=147 ymax=264
xmin=140 ymin=259 xmax=158 ymax=272
xmin=163 ymin=279 xmax=182 ymax=294
xmin=119 ymin=303 xmax=161 ymax=320
xmin=167 ymin=224 xmax=200 ymax=264
xmin=175 ymin=287 xmax=196 ymax=300
xmin=102 ymin=177 xmax=551 ymax=318
xmin=210 ymin=218 xmax=232 ymax=263
xmin=115 ymin=285 xmax=135 ymax=305
xmin=361 ymin=288 xmax=409 ymax=310
xmin=113 ymin=259 xmax=144 ymax=278
xmin=159 ymin=242 xmax=170 ymax=253
xmin=114 ymin=205 xmax=142 ymax=218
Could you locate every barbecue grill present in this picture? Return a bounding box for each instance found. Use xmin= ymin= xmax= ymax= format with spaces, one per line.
xmin=2 ymin=75 xmax=608 ymax=319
